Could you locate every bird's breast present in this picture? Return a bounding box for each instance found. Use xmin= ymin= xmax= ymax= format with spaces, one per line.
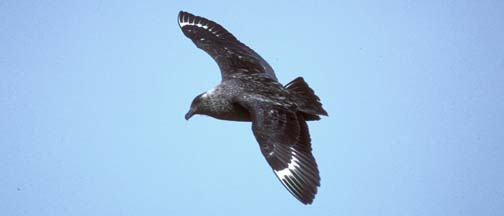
xmin=208 ymin=102 xmax=251 ymax=122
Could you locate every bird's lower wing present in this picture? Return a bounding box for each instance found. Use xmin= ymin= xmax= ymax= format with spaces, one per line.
xmin=237 ymin=99 xmax=320 ymax=204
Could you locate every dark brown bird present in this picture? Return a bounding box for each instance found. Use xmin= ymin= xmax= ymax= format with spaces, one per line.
xmin=178 ymin=11 xmax=328 ymax=204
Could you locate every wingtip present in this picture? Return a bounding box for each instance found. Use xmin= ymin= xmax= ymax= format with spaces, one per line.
xmin=177 ymin=11 xmax=192 ymax=28
xmin=178 ymin=10 xmax=191 ymax=18
xmin=301 ymin=199 xmax=314 ymax=205
xmin=271 ymin=146 xmax=320 ymax=205
xmin=177 ymin=11 xmax=185 ymax=27
xmin=177 ymin=11 xmax=209 ymax=30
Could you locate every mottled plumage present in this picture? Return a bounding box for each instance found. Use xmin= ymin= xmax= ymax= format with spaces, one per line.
xmin=178 ymin=11 xmax=328 ymax=204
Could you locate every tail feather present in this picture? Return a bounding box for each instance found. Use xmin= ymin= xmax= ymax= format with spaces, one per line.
xmin=285 ymin=77 xmax=328 ymax=118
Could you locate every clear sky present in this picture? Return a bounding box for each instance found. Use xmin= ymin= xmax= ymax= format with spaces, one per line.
xmin=1 ymin=1 xmax=503 ymax=215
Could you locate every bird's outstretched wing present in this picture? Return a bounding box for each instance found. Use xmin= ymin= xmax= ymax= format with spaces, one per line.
xmin=237 ymin=98 xmax=320 ymax=204
xmin=178 ymin=11 xmax=277 ymax=81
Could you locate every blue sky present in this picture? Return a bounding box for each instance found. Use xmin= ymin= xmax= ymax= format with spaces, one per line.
xmin=1 ymin=1 xmax=503 ymax=215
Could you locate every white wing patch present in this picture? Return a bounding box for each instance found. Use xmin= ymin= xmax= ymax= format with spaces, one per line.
xmin=179 ymin=12 xmax=221 ymax=37
xmin=178 ymin=13 xmax=208 ymax=28
xmin=179 ymin=20 xmax=209 ymax=29
xmin=274 ymin=148 xmax=301 ymax=181
xmin=272 ymin=147 xmax=317 ymax=202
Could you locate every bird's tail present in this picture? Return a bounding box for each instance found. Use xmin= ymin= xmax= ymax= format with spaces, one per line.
xmin=285 ymin=77 xmax=328 ymax=120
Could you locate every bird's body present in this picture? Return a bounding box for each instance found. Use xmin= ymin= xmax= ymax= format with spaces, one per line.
xmin=178 ymin=11 xmax=328 ymax=204
xmin=198 ymin=73 xmax=326 ymax=122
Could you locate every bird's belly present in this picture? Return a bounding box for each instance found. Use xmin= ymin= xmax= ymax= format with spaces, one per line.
xmin=211 ymin=103 xmax=251 ymax=122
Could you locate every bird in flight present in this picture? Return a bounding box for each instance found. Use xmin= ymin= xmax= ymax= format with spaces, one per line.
xmin=178 ymin=11 xmax=328 ymax=204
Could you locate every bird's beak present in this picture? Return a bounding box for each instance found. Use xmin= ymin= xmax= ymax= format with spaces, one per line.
xmin=185 ymin=108 xmax=195 ymax=120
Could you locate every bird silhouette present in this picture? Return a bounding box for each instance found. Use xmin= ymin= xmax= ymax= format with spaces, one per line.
xmin=178 ymin=11 xmax=328 ymax=204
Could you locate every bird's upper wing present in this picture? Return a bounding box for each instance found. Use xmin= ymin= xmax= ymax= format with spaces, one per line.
xmin=236 ymin=97 xmax=320 ymax=204
xmin=178 ymin=11 xmax=277 ymax=81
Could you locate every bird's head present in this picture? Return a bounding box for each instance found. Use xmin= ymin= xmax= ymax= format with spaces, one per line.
xmin=185 ymin=92 xmax=213 ymax=120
